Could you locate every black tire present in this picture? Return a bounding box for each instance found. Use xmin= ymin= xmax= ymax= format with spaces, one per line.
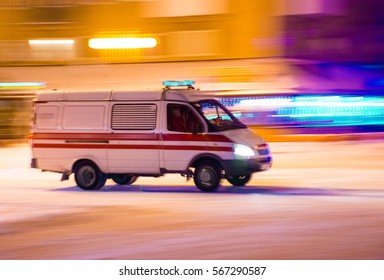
xmin=74 ymin=161 xmax=107 ymax=190
xmin=193 ymin=162 xmax=221 ymax=192
xmin=111 ymin=175 xmax=137 ymax=185
xmin=227 ymin=174 xmax=252 ymax=186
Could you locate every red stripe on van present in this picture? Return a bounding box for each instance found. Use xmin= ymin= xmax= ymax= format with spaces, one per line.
xmin=163 ymin=133 xmax=233 ymax=143
xmin=108 ymin=144 xmax=159 ymax=150
xmin=32 ymin=132 xmax=160 ymax=141
xmin=33 ymin=143 xmax=109 ymax=149
xmin=163 ymin=145 xmax=233 ymax=152
xmin=32 ymin=143 xmax=233 ymax=152
xmin=31 ymin=132 xmax=233 ymax=143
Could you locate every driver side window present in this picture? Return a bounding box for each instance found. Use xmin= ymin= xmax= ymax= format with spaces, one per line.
xmin=167 ymin=104 xmax=203 ymax=133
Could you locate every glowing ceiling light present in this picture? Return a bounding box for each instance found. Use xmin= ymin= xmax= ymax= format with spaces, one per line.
xmin=88 ymin=38 xmax=157 ymax=49
xmin=28 ymin=40 xmax=74 ymax=46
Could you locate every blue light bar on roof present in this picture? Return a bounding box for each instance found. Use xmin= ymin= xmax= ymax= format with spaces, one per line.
xmin=162 ymin=80 xmax=195 ymax=87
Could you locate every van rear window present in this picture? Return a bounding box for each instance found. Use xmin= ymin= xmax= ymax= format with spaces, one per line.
xmin=36 ymin=105 xmax=60 ymax=129
xmin=112 ymin=104 xmax=157 ymax=130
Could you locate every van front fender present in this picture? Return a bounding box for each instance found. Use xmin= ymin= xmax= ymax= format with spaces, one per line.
xmin=189 ymin=153 xmax=224 ymax=171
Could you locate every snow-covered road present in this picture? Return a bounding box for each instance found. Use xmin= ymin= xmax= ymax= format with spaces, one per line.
xmin=1 ymin=141 xmax=383 ymax=259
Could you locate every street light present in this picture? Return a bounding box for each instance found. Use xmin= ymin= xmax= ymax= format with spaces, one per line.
xmin=88 ymin=38 xmax=157 ymax=49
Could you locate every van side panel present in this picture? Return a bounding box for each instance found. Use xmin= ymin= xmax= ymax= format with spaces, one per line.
xmin=107 ymin=102 xmax=161 ymax=174
xmin=32 ymin=101 xmax=109 ymax=173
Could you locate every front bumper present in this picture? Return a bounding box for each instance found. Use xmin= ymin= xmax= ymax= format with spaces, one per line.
xmin=222 ymin=156 xmax=272 ymax=177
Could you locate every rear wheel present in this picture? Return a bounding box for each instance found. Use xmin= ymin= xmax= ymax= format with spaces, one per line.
xmin=111 ymin=175 xmax=137 ymax=185
xmin=227 ymin=173 xmax=252 ymax=186
xmin=193 ymin=162 xmax=221 ymax=192
xmin=74 ymin=161 xmax=106 ymax=190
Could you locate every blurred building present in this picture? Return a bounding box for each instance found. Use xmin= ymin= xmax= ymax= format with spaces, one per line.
xmin=280 ymin=0 xmax=384 ymax=63
xmin=0 ymin=0 xmax=382 ymax=91
xmin=278 ymin=0 xmax=384 ymax=91
xmin=0 ymin=0 xmax=281 ymax=65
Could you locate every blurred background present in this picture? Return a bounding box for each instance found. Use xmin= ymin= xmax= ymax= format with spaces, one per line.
xmin=1 ymin=0 xmax=384 ymax=142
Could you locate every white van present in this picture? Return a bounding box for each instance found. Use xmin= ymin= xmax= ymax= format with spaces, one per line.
xmin=30 ymin=80 xmax=272 ymax=192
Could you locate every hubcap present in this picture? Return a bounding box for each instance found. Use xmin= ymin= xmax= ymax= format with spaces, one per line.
xmin=199 ymin=168 xmax=213 ymax=186
xmin=79 ymin=166 xmax=96 ymax=187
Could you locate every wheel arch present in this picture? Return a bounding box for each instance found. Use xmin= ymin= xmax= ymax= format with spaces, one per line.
xmin=72 ymin=158 xmax=99 ymax=173
xmin=189 ymin=153 xmax=224 ymax=170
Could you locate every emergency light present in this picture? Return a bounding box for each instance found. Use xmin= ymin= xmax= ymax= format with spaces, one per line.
xmin=162 ymin=80 xmax=195 ymax=88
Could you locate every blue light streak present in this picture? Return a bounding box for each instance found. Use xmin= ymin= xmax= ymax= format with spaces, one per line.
xmin=218 ymin=93 xmax=384 ymax=127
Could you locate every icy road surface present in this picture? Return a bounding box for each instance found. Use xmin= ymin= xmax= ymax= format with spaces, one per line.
xmin=0 ymin=141 xmax=383 ymax=259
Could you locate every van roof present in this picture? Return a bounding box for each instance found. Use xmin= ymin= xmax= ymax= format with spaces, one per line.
xmin=35 ymin=89 xmax=216 ymax=102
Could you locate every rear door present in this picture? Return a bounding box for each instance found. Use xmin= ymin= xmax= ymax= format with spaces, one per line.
xmin=107 ymin=102 xmax=161 ymax=174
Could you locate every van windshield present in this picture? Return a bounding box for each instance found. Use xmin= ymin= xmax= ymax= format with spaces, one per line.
xmin=192 ymin=99 xmax=246 ymax=132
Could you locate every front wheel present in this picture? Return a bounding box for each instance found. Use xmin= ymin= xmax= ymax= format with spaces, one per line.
xmin=227 ymin=174 xmax=252 ymax=186
xmin=74 ymin=161 xmax=107 ymax=190
xmin=111 ymin=175 xmax=137 ymax=185
xmin=193 ymin=162 xmax=222 ymax=192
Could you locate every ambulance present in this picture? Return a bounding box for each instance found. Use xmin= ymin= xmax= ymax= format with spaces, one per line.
xmin=30 ymin=80 xmax=272 ymax=192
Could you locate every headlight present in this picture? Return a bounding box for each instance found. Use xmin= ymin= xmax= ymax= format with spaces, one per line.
xmin=233 ymin=144 xmax=255 ymax=157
